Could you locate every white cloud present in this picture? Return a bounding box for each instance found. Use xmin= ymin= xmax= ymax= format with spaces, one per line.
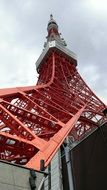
xmin=0 ymin=0 xmax=107 ymax=104
xmin=88 ymin=0 xmax=107 ymax=12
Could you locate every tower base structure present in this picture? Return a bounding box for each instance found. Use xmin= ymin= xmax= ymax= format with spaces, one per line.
xmin=0 ymin=125 xmax=107 ymax=190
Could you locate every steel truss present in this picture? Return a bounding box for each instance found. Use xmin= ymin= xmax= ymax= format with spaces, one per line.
xmin=0 ymin=52 xmax=106 ymax=170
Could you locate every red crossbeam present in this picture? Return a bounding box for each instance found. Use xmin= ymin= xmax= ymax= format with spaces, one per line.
xmin=0 ymin=51 xmax=106 ymax=171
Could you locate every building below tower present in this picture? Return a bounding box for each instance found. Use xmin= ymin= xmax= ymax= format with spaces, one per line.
xmin=43 ymin=122 xmax=107 ymax=190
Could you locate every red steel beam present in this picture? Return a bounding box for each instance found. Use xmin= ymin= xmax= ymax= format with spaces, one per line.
xmin=0 ymin=51 xmax=106 ymax=171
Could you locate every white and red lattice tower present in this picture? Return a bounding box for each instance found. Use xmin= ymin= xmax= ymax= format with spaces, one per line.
xmin=0 ymin=15 xmax=106 ymax=171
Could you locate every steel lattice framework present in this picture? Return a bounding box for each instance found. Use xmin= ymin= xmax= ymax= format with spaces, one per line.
xmin=0 ymin=15 xmax=106 ymax=171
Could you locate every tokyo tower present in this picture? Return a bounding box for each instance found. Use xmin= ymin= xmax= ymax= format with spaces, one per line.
xmin=0 ymin=14 xmax=106 ymax=173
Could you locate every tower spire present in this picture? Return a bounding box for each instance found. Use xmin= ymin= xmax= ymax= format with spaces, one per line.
xmin=50 ymin=14 xmax=53 ymax=20
xmin=44 ymin=15 xmax=67 ymax=47
xmin=47 ymin=14 xmax=59 ymax=39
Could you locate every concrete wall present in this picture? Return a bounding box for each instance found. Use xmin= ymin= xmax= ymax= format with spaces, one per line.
xmin=44 ymin=151 xmax=63 ymax=190
xmin=51 ymin=151 xmax=63 ymax=190
xmin=0 ymin=161 xmax=44 ymax=190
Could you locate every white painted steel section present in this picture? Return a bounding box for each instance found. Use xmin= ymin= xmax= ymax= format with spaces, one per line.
xmin=36 ymin=40 xmax=77 ymax=70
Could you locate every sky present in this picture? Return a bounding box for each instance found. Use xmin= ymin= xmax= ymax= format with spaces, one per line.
xmin=0 ymin=0 xmax=107 ymax=104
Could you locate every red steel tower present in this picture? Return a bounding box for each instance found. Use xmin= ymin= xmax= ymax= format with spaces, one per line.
xmin=0 ymin=15 xmax=106 ymax=171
